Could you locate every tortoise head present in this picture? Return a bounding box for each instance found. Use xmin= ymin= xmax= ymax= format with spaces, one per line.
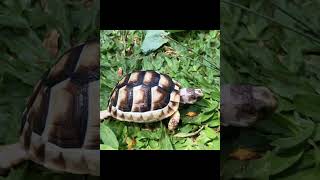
xmin=180 ymin=88 xmax=203 ymax=104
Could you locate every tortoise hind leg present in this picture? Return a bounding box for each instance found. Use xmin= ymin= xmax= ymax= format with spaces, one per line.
xmin=168 ymin=111 xmax=180 ymax=131
xmin=0 ymin=143 xmax=27 ymax=176
xmin=100 ymin=110 xmax=111 ymax=121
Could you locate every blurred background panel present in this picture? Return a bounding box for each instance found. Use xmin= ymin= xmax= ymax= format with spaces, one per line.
xmin=221 ymin=0 xmax=320 ymax=179
xmin=0 ymin=0 xmax=99 ymax=179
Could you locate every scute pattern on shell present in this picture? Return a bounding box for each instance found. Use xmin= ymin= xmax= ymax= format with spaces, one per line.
xmin=107 ymin=70 xmax=181 ymax=123
xmin=19 ymin=39 xmax=100 ymax=176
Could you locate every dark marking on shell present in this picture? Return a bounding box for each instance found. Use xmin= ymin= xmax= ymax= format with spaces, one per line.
xmin=144 ymin=71 xmax=160 ymax=87
xmin=112 ymin=109 xmax=117 ymax=117
xmin=84 ymin=134 xmax=100 ymax=150
xmin=147 ymin=86 xmax=152 ymax=112
xmin=23 ymin=124 xmax=32 ymax=150
xmin=167 ymin=105 xmax=173 ymax=113
xmin=160 ymin=110 xmax=165 ymax=117
xmin=117 ymin=86 xmax=133 ymax=112
xmin=152 ymin=87 xmax=170 ymax=110
xmin=69 ymin=70 xmax=99 ymax=86
xmin=170 ymin=101 xmax=178 ymax=107
xmin=160 ymin=74 xmax=175 ymax=92
xmin=132 ymin=85 xmax=150 ymax=112
xmin=117 ymin=74 xmax=130 ymax=89
xmin=128 ymin=114 xmax=133 ymax=121
xmin=21 ymin=80 xmax=44 ymax=134
xmin=52 ymin=152 xmax=66 ymax=170
xmin=34 ymin=143 xmax=45 ymax=162
xmin=111 ymin=88 xmax=119 ymax=107
xmin=46 ymin=44 xmax=85 ymax=87
xmin=136 ymin=71 xmax=146 ymax=86
xmin=78 ymin=85 xmax=89 ymax=148
xmin=28 ymin=87 xmax=50 ymax=136
xmin=47 ymin=84 xmax=88 ymax=148
xmin=80 ymin=155 xmax=89 ymax=170
xmin=20 ymin=110 xmax=28 ymax=135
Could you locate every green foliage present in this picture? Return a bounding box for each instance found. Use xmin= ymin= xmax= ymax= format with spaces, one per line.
xmin=221 ymin=0 xmax=320 ymax=179
xmin=141 ymin=30 xmax=169 ymax=54
xmin=100 ymin=30 xmax=220 ymax=150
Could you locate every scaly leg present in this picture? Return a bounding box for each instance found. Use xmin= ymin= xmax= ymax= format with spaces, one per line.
xmin=168 ymin=111 xmax=180 ymax=131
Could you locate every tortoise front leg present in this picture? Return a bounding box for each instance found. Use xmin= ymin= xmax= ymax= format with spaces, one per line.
xmin=168 ymin=111 xmax=180 ymax=131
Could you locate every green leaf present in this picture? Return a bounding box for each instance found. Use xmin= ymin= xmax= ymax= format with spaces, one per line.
xmin=293 ymin=94 xmax=320 ymax=121
xmin=270 ymin=119 xmax=314 ymax=149
xmin=100 ymin=123 xmax=119 ymax=150
xmin=308 ymin=140 xmax=320 ymax=167
xmin=159 ymin=123 xmax=173 ymax=150
xmin=0 ymin=15 xmax=29 ymax=28
xmin=100 ymin=144 xmax=116 ymax=150
xmin=208 ymin=121 xmax=220 ymax=128
xmin=236 ymin=148 xmax=304 ymax=178
xmin=203 ymin=127 xmax=218 ymax=139
xmin=193 ymin=113 xmax=214 ymax=124
xmin=141 ymin=30 xmax=169 ymax=55
xmin=279 ymin=167 xmax=320 ymax=180
xmin=196 ymin=131 xmax=212 ymax=145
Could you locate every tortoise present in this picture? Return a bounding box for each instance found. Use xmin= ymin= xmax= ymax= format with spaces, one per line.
xmin=0 ymin=39 xmax=100 ymax=176
xmin=221 ymin=84 xmax=277 ymax=127
xmin=100 ymin=70 xmax=204 ymax=130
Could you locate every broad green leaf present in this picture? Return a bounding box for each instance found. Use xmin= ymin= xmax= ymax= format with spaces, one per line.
xmin=141 ymin=30 xmax=169 ymax=55
xmin=100 ymin=123 xmax=119 ymax=150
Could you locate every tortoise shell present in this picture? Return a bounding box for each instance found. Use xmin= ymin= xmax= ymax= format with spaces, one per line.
xmin=19 ymin=39 xmax=100 ymax=175
xmin=107 ymin=70 xmax=181 ymax=122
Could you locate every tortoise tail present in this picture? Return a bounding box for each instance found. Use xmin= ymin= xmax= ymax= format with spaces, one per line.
xmin=100 ymin=110 xmax=111 ymax=121
xmin=0 ymin=143 xmax=27 ymax=176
